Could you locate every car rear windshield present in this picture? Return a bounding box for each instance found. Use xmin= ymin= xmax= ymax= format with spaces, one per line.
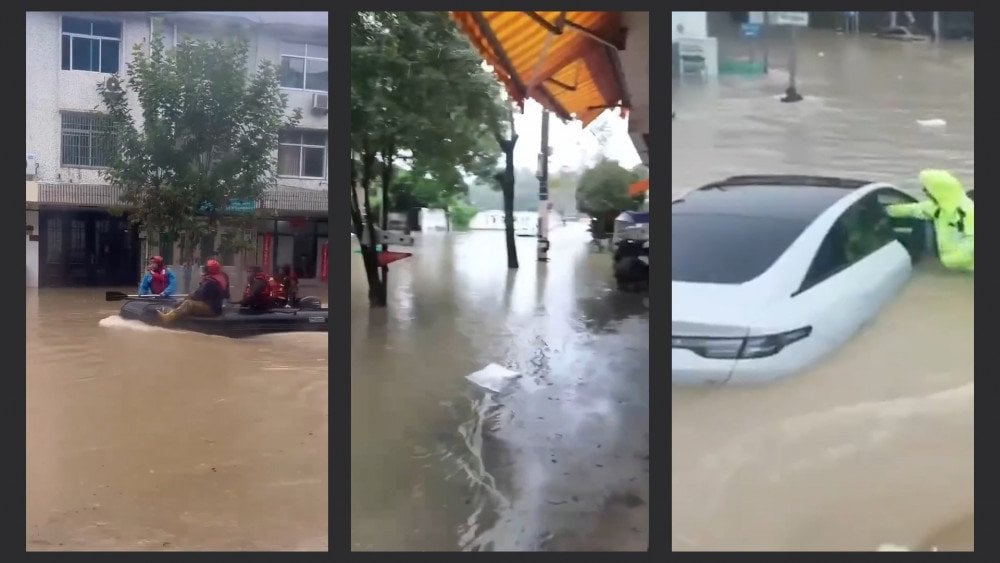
xmin=672 ymin=214 xmax=807 ymax=284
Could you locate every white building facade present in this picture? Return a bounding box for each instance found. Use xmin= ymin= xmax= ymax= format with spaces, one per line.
xmin=26 ymin=11 xmax=329 ymax=288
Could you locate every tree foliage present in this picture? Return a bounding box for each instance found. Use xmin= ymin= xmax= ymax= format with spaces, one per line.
xmin=98 ymin=33 xmax=299 ymax=259
xmin=350 ymin=12 xmax=505 ymax=183
xmin=575 ymin=158 xmax=644 ymax=219
xmin=350 ymin=11 xmax=511 ymax=305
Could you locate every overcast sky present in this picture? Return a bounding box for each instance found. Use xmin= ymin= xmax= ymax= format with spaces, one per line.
xmin=512 ymin=99 xmax=642 ymax=172
xmin=193 ymin=12 xmax=328 ymax=27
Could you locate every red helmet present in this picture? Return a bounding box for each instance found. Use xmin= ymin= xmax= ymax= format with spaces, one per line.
xmin=205 ymin=259 xmax=221 ymax=274
xmin=149 ymin=255 xmax=164 ymax=268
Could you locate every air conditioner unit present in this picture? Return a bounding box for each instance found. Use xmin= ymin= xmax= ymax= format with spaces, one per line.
xmin=26 ymin=153 xmax=37 ymax=177
xmin=312 ymin=92 xmax=328 ymax=112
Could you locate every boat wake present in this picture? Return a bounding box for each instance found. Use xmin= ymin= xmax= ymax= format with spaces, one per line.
xmin=97 ymin=315 xmax=170 ymax=333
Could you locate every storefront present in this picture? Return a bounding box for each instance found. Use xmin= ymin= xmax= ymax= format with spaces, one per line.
xmin=256 ymin=217 xmax=328 ymax=281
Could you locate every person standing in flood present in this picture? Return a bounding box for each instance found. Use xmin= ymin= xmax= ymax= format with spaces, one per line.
xmin=886 ymin=169 xmax=974 ymax=272
xmin=138 ymin=256 xmax=177 ymax=297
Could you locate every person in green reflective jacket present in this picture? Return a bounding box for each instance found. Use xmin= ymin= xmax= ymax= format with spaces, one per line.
xmin=885 ymin=169 xmax=974 ymax=272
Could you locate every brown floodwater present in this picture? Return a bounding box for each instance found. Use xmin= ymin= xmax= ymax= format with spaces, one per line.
xmin=26 ymin=287 xmax=328 ymax=551
xmin=351 ymin=224 xmax=649 ymax=551
xmin=672 ymin=24 xmax=973 ymax=551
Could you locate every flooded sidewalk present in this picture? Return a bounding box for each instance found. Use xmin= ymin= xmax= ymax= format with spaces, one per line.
xmin=26 ymin=289 xmax=328 ymax=551
xmin=351 ymin=224 xmax=649 ymax=551
xmin=672 ymin=27 xmax=972 ymax=551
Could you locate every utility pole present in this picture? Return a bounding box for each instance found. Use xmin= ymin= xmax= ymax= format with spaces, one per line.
xmin=781 ymin=25 xmax=803 ymax=102
xmin=536 ymin=110 xmax=551 ymax=263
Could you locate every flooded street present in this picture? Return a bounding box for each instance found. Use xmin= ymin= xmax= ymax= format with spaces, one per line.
xmin=351 ymin=224 xmax=649 ymax=551
xmin=672 ymin=27 xmax=973 ymax=551
xmin=26 ymin=289 xmax=328 ymax=551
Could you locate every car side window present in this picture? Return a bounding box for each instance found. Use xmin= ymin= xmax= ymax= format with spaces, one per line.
xmin=797 ymin=194 xmax=896 ymax=295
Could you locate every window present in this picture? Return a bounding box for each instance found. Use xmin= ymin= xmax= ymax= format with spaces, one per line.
xmin=280 ymin=42 xmax=328 ymax=91
xmin=797 ymin=195 xmax=896 ymax=294
xmin=61 ymin=16 xmax=122 ymax=73
xmin=46 ymin=218 xmax=63 ymax=264
xmin=278 ymin=130 xmax=327 ymax=178
xmin=61 ymin=113 xmax=117 ymax=168
xmin=672 ymin=213 xmax=808 ymax=284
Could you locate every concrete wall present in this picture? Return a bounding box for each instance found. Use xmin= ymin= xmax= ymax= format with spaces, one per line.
xmin=621 ymin=12 xmax=649 ymax=166
xmin=255 ymin=30 xmax=329 ymax=191
xmin=672 ymin=11 xmax=708 ymax=42
xmin=26 ymin=12 xmax=148 ymax=185
xmin=26 ymin=12 xmax=328 ymax=191
xmin=26 ymin=210 xmax=39 ymax=287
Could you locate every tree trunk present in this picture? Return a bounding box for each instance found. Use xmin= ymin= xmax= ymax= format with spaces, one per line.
xmin=499 ymin=136 xmax=519 ymax=269
xmin=378 ymin=144 xmax=396 ymax=305
xmin=354 ymin=145 xmax=387 ymax=307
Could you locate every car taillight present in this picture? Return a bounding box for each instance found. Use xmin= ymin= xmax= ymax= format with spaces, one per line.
xmin=672 ymin=326 xmax=812 ymax=360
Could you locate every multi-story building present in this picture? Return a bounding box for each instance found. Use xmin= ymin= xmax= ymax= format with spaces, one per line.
xmin=26 ymin=11 xmax=329 ymax=288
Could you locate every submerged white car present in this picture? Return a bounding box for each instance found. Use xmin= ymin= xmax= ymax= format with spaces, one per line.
xmin=672 ymin=175 xmax=927 ymax=385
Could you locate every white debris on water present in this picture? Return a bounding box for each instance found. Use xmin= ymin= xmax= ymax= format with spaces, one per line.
xmin=465 ymin=363 xmax=520 ymax=393
xmin=917 ymin=118 xmax=947 ymax=127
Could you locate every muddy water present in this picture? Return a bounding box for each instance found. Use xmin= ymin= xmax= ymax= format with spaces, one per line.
xmin=26 ymin=288 xmax=328 ymax=551
xmin=672 ymin=28 xmax=973 ymax=551
xmin=351 ymin=224 xmax=649 ymax=551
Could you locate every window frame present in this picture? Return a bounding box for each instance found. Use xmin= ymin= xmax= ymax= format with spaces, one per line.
xmin=278 ymin=129 xmax=328 ymax=179
xmin=60 ymin=111 xmax=118 ymax=169
xmin=279 ymin=42 xmax=329 ymax=93
xmin=794 ymin=192 xmax=899 ymax=296
xmin=60 ymin=15 xmax=123 ymax=74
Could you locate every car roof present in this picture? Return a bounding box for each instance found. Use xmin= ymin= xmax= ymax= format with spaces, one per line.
xmin=673 ymin=175 xmax=874 ymax=224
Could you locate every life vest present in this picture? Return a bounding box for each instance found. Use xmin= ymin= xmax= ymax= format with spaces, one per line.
xmin=205 ymin=273 xmax=228 ymax=293
xmin=268 ymin=276 xmax=288 ymax=301
xmin=242 ymin=272 xmax=271 ymax=306
xmin=148 ymin=268 xmax=168 ymax=294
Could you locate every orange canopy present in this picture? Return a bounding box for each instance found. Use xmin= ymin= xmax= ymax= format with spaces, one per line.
xmin=628 ymin=178 xmax=649 ymax=197
xmin=450 ymin=11 xmax=629 ymax=126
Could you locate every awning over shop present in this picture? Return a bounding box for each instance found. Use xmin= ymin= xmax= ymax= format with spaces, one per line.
xmin=450 ymin=11 xmax=629 ymax=126
xmin=35 ymin=183 xmax=328 ymax=215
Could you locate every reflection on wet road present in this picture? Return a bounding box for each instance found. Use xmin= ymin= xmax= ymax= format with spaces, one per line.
xmin=672 ymin=27 xmax=973 ymax=551
xmin=351 ymin=224 xmax=648 ymax=551
xmin=26 ymin=289 xmax=328 ymax=551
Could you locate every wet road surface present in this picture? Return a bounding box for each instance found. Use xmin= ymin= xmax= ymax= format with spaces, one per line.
xmin=351 ymin=223 xmax=649 ymax=551
xmin=26 ymin=288 xmax=328 ymax=551
xmin=672 ymin=26 xmax=973 ymax=551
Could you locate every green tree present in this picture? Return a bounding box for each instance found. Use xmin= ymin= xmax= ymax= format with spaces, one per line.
xmin=98 ymin=33 xmax=299 ymax=261
xmin=576 ymin=159 xmax=644 ymax=238
xmin=351 ymin=11 xmax=509 ymax=306
xmin=448 ymin=200 xmax=479 ymax=230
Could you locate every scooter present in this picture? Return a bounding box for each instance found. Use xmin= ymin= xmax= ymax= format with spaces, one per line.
xmin=613 ymin=239 xmax=649 ymax=291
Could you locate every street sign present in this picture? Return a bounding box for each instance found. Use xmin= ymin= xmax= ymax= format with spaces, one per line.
xmin=226 ymin=198 xmax=256 ymax=213
xmin=769 ymin=12 xmax=809 ymax=27
xmin=198 ymin=198 xmax=256 ymax=214
xmin=741 ymin=23 xmax=763 ymax=39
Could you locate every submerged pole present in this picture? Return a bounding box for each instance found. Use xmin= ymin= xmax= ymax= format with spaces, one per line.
xmin=781 ymin=25 xmax=803 ymax=102
xmin=537 ymin=110 xmax=550 ymax=262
